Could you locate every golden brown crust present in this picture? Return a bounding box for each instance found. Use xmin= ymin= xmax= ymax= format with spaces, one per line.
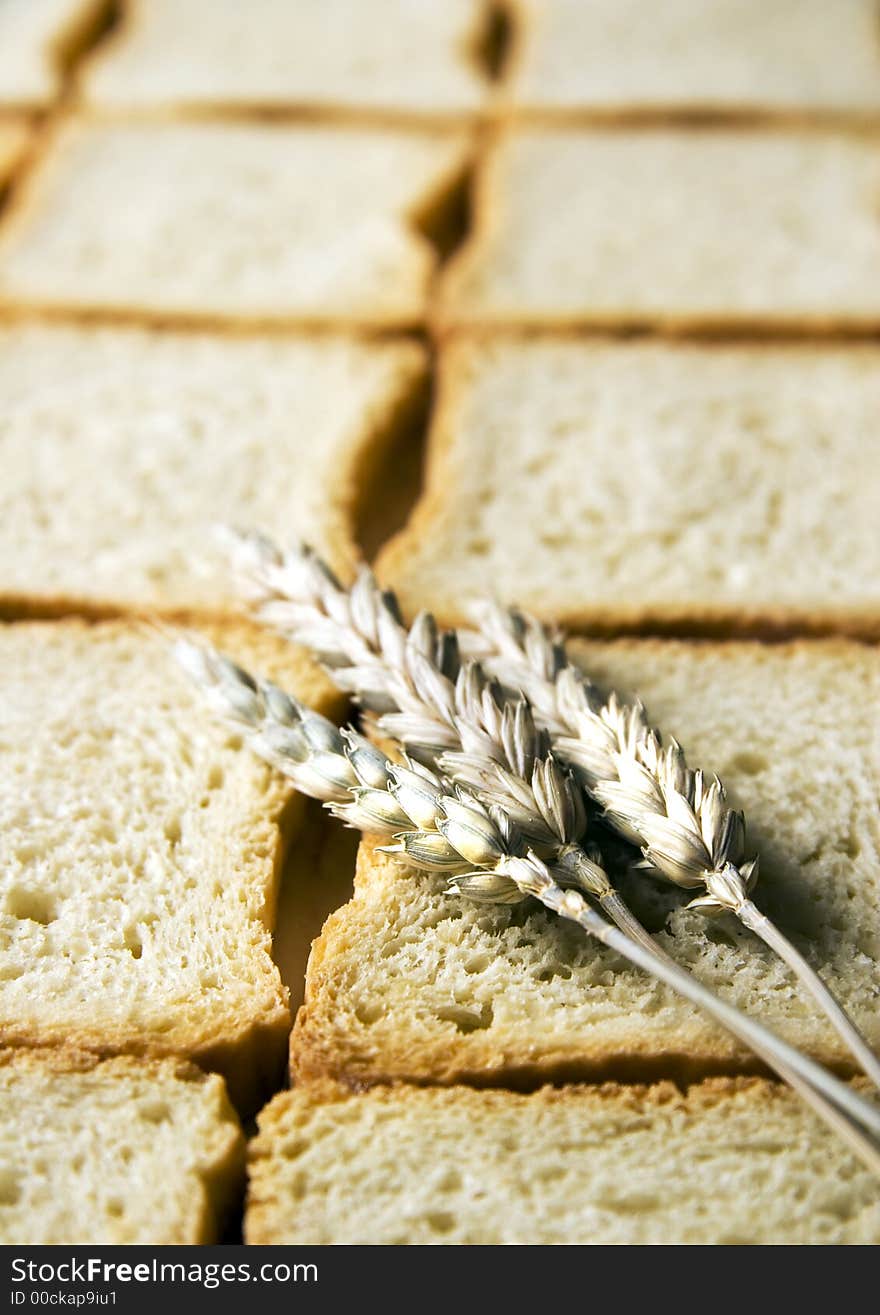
xmin=0 ymin=1047 xmax=207 ymax=1082
xmin=0 ymin=121 xmax=31 ymax=177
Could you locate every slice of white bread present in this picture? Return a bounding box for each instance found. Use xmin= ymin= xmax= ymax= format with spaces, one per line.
xmin=505 ymin=0 xmax=880 ymax=115
xmin=246 ymin=1077 xmax=880 ymax=1244
xmin=0 ymin=618 xmax=344 ymax=1114
xmin=440 ymin=128 xmax=880 ymax=329
xmin=0 ymin=1050 xmax=244 ymax=1245
xmin=377 ymin=337 xmax=880 ymax=637
xmin=0 ymin=0 xmax=104 ymax=107
xmin=291 ymin=640 xmax=880 ymax=1086
xmin=81 ymin=0 xmax=488 ymax=116
xmin=0 ymin=119 xmax=470 ymax=325
xmin=0 ymin=322 xmax=426 ymax=617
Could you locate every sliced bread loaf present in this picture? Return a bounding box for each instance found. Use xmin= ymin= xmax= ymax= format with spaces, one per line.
xmin=0 ymin=322 xmax=426 ymax=617
xmin=81 ymin=0 xmax=488 ymax=116
xmin=0 ymin=618 xmax=343 ymax=1113
xmin=440 ymin=128 xmax=880 ymax=329
xmin=0 ymin=1050 xmax=244 ymax=1244
xmin=0 ymin=0 xmax=103 ymax=107
xmin=0 ymin=119 xmax=470 ymax=325
xmin=246 ymin=1077 xmax=880 ymax=1244
xmin=377 ymin=337 xmax=880 ymax=636
xmin=505 ymin=0 xmax=880 ymax=115
xmin=291 ymin=640 xmax=880 ymax=1086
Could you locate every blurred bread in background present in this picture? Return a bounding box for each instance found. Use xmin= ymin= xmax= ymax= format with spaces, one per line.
xmin=0 ymin=119 xmax=471 ymax=325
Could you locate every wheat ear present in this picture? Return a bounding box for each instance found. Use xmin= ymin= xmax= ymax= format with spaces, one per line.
xmin=175 ymin=634 xmax=880 ymax=1174
xmin=223 ymin=529 xmax=880 ymax=1091
xmin=463 ymin=601 xmax=880 ymax=1092
xmin=220 ymin=527 xmax=662 ymax=960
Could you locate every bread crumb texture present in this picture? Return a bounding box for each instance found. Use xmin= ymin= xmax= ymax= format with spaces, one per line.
xmin=0 ymin=1050 xmax=244 ymax=1244
xmin=442 ymin=129 xmax=880 ymax=326
xmin=0 ymin=619 xmax=332 ymax=1112
xmin=0 ymin=119 xmax=470 ymax=324
xmin=246 ymin=1078 xmax=880 ymax=1244
xmin=292 ymin=641 xmax=880 ymax=1085
xmin=378 ymin=338 xmax=880 ymax=633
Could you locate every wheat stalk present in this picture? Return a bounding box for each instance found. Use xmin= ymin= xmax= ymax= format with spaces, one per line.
xmin=461 ymin=600 xmax=880 ymax=1093
xmin=222 ymin=529 xmax=879 ymax=1094
xmin=221 ymin=527 xmax=661 ymax=958
xmin=174 ymin=632 xmax=880 ymax=1175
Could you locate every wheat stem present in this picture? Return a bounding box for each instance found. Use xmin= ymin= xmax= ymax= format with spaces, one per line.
xmin=556 ymin=887 xmax=880 ymax=1178
xmin=175 ymin=632 xmax=880 ymax=1170
xmin=738 ymin=898 xmax=880 ymax=1090
xmin=596 ymin=890 xmax=673 ymax=963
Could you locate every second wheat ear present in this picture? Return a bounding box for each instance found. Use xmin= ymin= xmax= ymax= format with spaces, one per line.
xmin=222 ymin=528 xmax=880 ymax=1094
xmin=463 ymin=600 xmax=880 ymax=1092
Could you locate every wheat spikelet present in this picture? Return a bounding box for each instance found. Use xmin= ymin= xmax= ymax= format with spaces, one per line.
xmin=174 ymin=630 xmax=880 ymax=1174
xmin=221 ymin=528 xmax=657 ymax=940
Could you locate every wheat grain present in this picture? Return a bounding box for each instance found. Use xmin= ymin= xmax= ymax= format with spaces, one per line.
xmin=174 ymin=631 xmax=880 ymax=1174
